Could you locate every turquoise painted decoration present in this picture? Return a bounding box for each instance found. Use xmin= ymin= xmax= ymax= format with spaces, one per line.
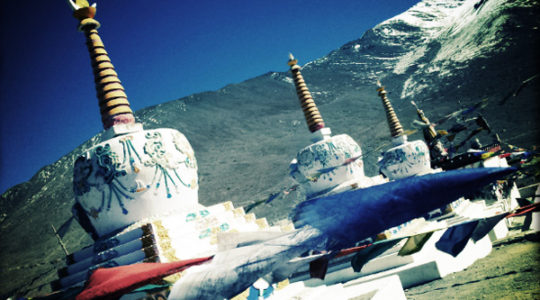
xmin=72 ymin=128 xmax=200 ymax=239
xmin=378 ymin=139 xmax=431 ymax=180
xmin=173 ymin=130 xmax=197 ymax=169
xmin=119 ymin=136 xmax=142 ymax=173
xmin=290 ymin=134 xmax=368 ymax=198
xmin=73 ymin=144 xmax=134 ymax=216
xmin=143 ymin=131 xmax=196 ymax=198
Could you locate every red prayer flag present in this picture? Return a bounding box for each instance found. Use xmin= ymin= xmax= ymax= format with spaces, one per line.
xmin=76 ymin=256 xmax=213 ymax=300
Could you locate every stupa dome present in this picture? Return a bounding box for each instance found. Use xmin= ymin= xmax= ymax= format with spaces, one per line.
xmin=73 ymin=128 xmax=199 ymax=238
xmin=290 ymin=134 xmax=366 ymax=198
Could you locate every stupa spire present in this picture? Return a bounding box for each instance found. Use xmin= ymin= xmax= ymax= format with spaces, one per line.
xmin=376 ymin=81 xmax=404 ymax=139
xmin=68 ymin=0 xmax=135 ymax=130
xmin=411 ymin=101 xmax=448 ymax=158
xmin=288 ymin=53 xmax=325 ymax=133
xmin=375 ymin=82 xmax=432 ymax=180
xmin=411 ymin=101 xmax=437 ymax=140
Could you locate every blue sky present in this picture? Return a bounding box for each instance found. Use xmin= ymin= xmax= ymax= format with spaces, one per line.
xmin=0 ymin=0 xmax=419 ymax=194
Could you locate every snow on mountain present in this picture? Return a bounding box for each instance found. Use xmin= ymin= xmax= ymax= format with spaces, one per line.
xmin=370 ymin=0 xmax=538 ymax=101
xmin=306 ymin=0 xmax=537 ymax=103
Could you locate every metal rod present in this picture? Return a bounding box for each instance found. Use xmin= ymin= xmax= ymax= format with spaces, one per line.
xmin=51 ymin=224 xmax=69 ymax=256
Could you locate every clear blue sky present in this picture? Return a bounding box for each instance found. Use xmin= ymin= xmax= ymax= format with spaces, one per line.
xmin=0 ymin=0 xmax=419 ymax=194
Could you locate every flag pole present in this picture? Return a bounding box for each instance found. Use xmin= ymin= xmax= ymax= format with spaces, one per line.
xmin=51 ymin=224 xmax=69 ymax=256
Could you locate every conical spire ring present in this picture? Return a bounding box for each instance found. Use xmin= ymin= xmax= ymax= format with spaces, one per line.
xmin=288 ymin=54 xmax=325 ymax=133
xmin=72 ymin=6 xmax=136 ymax=130
xmin=376 ymin=82 xmax=403 ymax=138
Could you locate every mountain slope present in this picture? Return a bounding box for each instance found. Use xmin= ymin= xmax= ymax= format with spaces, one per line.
xmin=1 ymin=0 xmax=539 ymax=296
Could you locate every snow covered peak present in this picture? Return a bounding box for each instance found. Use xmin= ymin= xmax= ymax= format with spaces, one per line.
xmin=369 ymin=0 xmax=499 ymax=55
xmin=381 ymin=0 xmax=470 ymax=31
xmin=395 ymin=0 xmax=526 ymax=97
xmin=298 ymin=0 xmax=537 ymax=121
xmin=343 ymin=1 xmax=471 ymax=55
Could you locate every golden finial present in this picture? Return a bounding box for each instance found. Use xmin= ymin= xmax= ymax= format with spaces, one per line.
xmin=67 ymin=0 xmax=98 ymax=23
xmin=287 ymin=53 xmax=298 ymax=67
xmin=288 ymin=54 xmax=325 ymax=133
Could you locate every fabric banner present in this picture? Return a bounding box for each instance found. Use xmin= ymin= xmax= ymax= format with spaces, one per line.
xmin=398 ymin=231 xmax=434 ymax=256
xmin=76 ymin=257 xmax=212 ymax=300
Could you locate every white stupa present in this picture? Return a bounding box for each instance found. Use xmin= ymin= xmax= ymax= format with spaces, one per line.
xmin=287 ymin=54 xmax=384 ymax=199
xmin=54 ymin=2 xmax=288 ymax=293
xmin=375 ymin=82 xmax=432 ymax=180
xmin=65 ymin=2 xmax=201 ymax=240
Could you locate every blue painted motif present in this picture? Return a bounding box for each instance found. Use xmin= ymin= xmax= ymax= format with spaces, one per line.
xmin=297 ymin=149 xmax=315 ymax=169
xmin=144 ymin=132 xmax=197 ymax=199
xmin=296 ymin=138 xmax=361 ymax=184
xmin=173 ymin=131 xmax=197 ymax=169
xmin=198 ymin=228 xmax=211 ymax=239
xmin=185 ymin=209 xmax=210 ymax=222
xmin=74 ymin=130 xmax=198 ymax=218
xmin=73 ymin=156 xmax=92 ymax=196
xmin=186 ymin=212 xmax=197 ymax=222
xmin=379 ymin=143 xmax=428 ymax=177
xmin=120 ymin=136 xmax=142 ymax=173
xmin=297 ymin=138 xmax=359 ymax=171
xmin=198 ymin=222 xmax=230 ymax=239
xmin=219 ymin=223 xmax=229 ymax=231
xmin=73 ymin=144 xmax=134 ymax=216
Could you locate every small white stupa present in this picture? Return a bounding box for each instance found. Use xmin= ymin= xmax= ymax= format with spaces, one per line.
xmin=287 ymin=54 xmax=383 ymax=199
xmin=375 ymin=82 xmax=432 ymax=180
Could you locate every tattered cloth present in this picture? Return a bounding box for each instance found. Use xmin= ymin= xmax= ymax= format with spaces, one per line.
xmin=76 ymin=256 xmax=212 ymax=300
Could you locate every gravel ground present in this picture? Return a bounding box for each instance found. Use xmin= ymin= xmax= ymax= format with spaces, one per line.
xmin=405 ymin=230 xmax=540 ymax=300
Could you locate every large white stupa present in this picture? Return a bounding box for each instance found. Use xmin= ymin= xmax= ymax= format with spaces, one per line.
xmin=53 ymin=1 xmax=286 ymax=294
